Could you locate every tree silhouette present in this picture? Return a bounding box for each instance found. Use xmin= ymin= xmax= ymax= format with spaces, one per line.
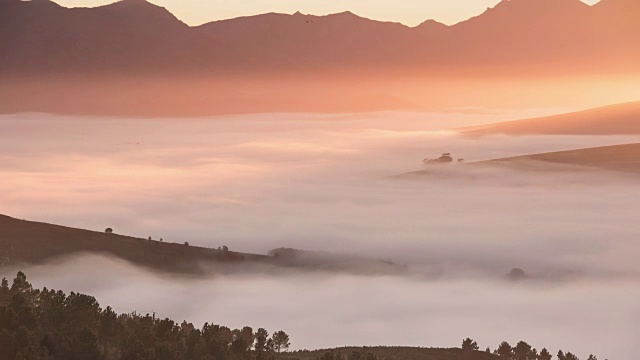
xmin=558 ymin=350 xmax=581 ymax=360
xmin=461 ymin=338 xmax=479 ymax=351
xmin=10 ymin=271 xmax=31 ymax=294
xmin=0 ymin=271 xmax=291 ymax=360
xmin=255 ymin=328 xmax=269 ymax=352
xmin=566 ymin=353 xmax=580 ymax=360
xmin=495 ymin=341 xmax=513 ymax=359
xmin=104 ymin=228 xmax=113 ymax=234
xmin=513 ymin=340 xmax=533 ymax=360
xmin=272 ymin=330 xmax=290 ymax=353
xmin=539 ymin=348 xmax=552 ymax=360
xmin=233 ymin=326 xmax=254 ymax=351
xmin=231 ymin=337 xmax=249 ymax=356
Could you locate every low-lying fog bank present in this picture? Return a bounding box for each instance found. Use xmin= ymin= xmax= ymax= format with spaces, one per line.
xmin=1 ymin=255 xmax=637 ymax=360
xmin=1 ymin=111 xmax=639 ymax=358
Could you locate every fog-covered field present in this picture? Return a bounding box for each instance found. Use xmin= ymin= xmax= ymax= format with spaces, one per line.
xmin=1 ymin=111 xmax=639 ymax=359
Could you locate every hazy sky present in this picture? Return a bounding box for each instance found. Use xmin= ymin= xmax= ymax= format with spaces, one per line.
xmin=53 ymin=0 xmax=602 ymax=26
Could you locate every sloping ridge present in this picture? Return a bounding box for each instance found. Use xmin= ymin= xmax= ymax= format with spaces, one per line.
xmin=461 ymin=101 xmax=640 ymax=136
xmin=0 ymin=214 xmax=264 ymax=275
xmin=0 ymin=215 xmax=406 ymax=276
xmin=483 ymin=143 xmax=640 ymax=172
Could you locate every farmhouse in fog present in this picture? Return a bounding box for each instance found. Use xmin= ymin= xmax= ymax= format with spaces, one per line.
xmin=424 ymin=153 xmax=454 ymax=165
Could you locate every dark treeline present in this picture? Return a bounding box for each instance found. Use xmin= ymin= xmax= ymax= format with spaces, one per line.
xmin=0 ymin=272 xmax=290 ymax=360
xmin=0 ymin=272 xmax=606 ymax=360
xmin=461 ymin=338 xmax=604 ymax=360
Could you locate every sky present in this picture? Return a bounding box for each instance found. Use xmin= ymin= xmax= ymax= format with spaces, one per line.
xmin=53 ymin=0 xmax=602 ymax=26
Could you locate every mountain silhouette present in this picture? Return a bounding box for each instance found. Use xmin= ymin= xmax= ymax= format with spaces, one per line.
xmin=0 ymin=0 xmax=237 ymax=73
xmin=1 ymin=0 xmax=640 ymax=75
xmin=197 ymin=11 xmax=417 ymax=70
xmin=449 ymin=0 xmax=593 ymax=62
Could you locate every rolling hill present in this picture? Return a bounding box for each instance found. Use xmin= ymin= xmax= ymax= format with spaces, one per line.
xmin=0 ymin=214 xmax=264 ymax=275
xmin=0 ymin=214 xmax=405 ymax=276
xmin=460 ymin=101 xmax=640 ymax=136
xmin=403 ymin=143 xmax=640 ymax=177
xmin=479 ymin=143 xmax=640 ymax=173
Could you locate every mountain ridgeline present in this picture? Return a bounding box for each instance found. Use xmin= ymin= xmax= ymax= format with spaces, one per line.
xmin=1 ymin=0 xmax=639 ymax=76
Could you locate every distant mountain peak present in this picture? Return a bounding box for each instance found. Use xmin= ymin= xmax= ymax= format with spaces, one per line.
xmin=416 ymin=19 xmax=447 ymax=29
xmin=95 ymin=0 xmax=187 ymax=28
xmin=289 ymin=10 xmax=359 ymax=19
xmin=336 ymin=10 xmax=357 ymax=16
xmin=326 ymin=11 xmax=371 ymax=22
xmin=454 ymin=0 xmax=591 ymax=27
xmin=114 ymin=0 xmax=162 ymax=5
xmin=109 ymin=0 xmax=164 ymax=9
xmin=0 ymin=0 xmax=62 ymax=11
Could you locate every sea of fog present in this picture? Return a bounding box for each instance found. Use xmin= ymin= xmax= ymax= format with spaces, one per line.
xmin=1 ymin=111 xmax=639 ymax=359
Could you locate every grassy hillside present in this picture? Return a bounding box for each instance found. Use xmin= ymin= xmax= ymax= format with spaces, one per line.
xmin=403 ymin=143 xmax=640 ymax=177
xmin=0 ymin=214 xmax=268 ymax=275
xmin=460 ymin=101 xmax=640 ymax=136
xmin=481 ymin=143 xmax=640 ymax=173
xmin=280 ymin=347 xmax=497 ymax=360
xmin=0 ymin=215 xmax=405 ymax=276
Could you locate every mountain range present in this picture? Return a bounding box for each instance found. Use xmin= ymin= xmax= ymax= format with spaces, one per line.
xmin=2 ymin=0 xmax=640 ymax=76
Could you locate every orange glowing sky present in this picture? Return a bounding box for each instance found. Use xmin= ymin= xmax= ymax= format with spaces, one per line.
xmin=53 ymin=0 xmax=601 ymax=26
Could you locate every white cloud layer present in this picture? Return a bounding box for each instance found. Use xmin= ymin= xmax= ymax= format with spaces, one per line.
xmin=1 ymin=111 xmax=639 ymax=359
